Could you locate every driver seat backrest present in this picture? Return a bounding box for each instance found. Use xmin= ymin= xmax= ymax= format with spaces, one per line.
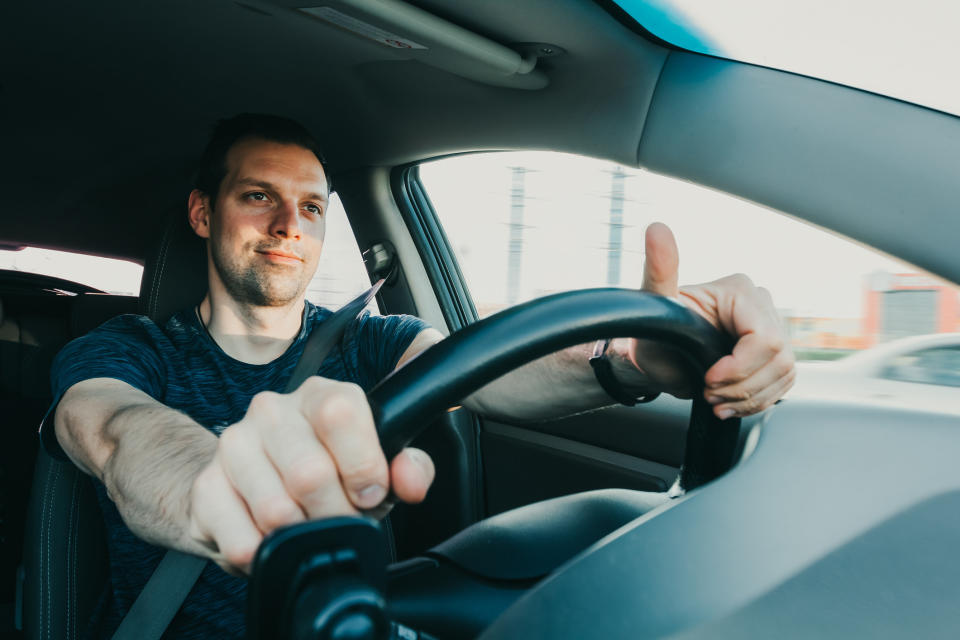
xmin=21 ymin=212 xmax=207 ymax=639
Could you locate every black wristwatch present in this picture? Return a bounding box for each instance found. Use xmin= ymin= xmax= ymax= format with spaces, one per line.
xmin=588 ymin=339 xmax=661 ymax=407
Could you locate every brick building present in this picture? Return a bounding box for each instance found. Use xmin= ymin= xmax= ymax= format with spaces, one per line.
xmin=862 ymin=272 xmax=960 ymax=347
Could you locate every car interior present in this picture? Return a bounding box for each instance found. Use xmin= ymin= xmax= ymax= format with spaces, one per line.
xmin=3 ymin=0 xmax=960 ymax=638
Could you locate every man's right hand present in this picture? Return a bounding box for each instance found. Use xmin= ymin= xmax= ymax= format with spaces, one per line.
xmin=187 ymin=376 xmax=435 ymax=574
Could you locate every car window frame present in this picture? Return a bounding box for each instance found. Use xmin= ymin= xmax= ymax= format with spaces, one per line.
xmin=390 ymin=163 xmax=478 ymax=332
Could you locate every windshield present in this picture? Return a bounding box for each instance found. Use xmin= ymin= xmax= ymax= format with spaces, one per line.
xmin=614 ymin=0 xmax=960 ymax=116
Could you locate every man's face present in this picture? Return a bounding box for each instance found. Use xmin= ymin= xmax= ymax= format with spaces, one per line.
xmin=204 ymin=138 xmax=328 ymax=307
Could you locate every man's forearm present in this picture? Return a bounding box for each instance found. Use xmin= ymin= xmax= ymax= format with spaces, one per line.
xmin=102 ymin=403 xmax=217 ymax=553
xmin=57 ymin=381 xmax=218 ymax=556
xmin=465 ymin=339 xmax=649 ymax=422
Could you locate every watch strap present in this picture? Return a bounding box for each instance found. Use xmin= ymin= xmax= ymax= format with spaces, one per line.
xmin=588 ymin=339 xmax=661 ymax=407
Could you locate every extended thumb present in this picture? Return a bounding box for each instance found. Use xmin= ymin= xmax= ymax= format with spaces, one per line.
xmin=640 ymin=222 xmax=680 ymax=297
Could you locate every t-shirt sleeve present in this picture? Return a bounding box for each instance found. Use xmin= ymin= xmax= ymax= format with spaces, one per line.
xmin=50 ymin=315 xmax=167 ymax=401
xmin=41 ymin=314 xmax=168 ymax=459
xmin=351 ymin=312 xmax=430 ymax=389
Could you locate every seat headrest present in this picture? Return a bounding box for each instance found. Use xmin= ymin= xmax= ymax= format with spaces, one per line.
xmin=138 ymin=212 xmax=208 ymax=325
xmin=70 ymin=293 xmax=139 ymax=338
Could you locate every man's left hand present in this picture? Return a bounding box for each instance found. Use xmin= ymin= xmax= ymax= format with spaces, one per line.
xmin=615 ymin=222 xmax=796 ymax=419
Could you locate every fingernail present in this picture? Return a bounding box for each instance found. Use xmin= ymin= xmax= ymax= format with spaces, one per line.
xmin=706 ymin=395 xmax=723 ymax=405
xmin=407 ymin=449 xmax=433 ymax=476
xmin=717 ymin=408 xmax=736 ymax=420
xmin=356 ymin=484 xmax=387 ymax=508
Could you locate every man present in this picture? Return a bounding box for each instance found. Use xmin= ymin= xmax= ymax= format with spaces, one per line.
xmin=51 ymin=114 xmax=795 ymax=637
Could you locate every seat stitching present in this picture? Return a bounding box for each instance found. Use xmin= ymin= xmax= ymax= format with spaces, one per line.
xmin=66 ymin=474 xmax=79 ymax=640
xmin=150 ymin=222 xmax=170 ymax=317
xmin=41 ymin=463 xmax=53 ymax=640
xmin=44 ymin=463 xmax=62 ymax=640
xmin=50 ymin=463 xmax=61 ymax=640
xmin=64 ymin=475 xmax=74 ymax=640
xmin=39 ymin=461 xmax=55 ymax=640
xmin=73 ymin=480 xmax=80 ymax=640
xmin=151 ymin=231 xmax=166 ymax=317
xmin=150 ymin=221 xmax=174 ymax=319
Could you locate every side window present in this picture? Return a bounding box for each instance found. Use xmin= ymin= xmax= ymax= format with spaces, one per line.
xmin=419 ymin=152 xmax=960 ymax=365
xmin=307 ymin=193 xmax=380 ymax=313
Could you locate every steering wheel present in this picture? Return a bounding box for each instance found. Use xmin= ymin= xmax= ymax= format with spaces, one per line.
xmin=369 ymin=288 xmax=740 ymax=492
xmin=247 ymin=289 xmax=740 ymax=639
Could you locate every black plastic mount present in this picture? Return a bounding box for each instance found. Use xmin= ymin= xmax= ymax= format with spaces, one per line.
xmin=247 ymin=517 xmax=390 ymax=640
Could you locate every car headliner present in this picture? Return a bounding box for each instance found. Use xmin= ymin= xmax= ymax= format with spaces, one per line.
xmin=2 ymin=0 xmax=666 ymax=262
xmin=4 ymin=0 xmax=960 ymax=289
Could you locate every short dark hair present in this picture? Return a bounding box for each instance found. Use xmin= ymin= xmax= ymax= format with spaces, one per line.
xmin=194 ymin=113 xmax=331 ymax=208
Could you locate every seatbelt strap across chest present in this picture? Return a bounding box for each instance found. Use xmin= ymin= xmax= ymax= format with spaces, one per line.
xmin=111 ymin=280 xmax=384 ymax=640
xmin=283 ymin=279 xmax=384 ymax=393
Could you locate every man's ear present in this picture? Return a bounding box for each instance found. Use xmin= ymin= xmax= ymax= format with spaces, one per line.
xmin=187 ymin=189 xmax=211 ymax=239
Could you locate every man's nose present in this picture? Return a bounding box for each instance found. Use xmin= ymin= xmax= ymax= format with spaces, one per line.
xmin=269 ymin=200 xmax=302 ymax=240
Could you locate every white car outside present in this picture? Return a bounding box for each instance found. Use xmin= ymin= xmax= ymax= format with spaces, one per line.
xmin=789 ymin=333 xmax=960 ymax=416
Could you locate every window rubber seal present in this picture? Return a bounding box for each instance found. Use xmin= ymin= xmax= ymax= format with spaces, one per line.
xmin=390 ymin=164 xmax=478 ymax=333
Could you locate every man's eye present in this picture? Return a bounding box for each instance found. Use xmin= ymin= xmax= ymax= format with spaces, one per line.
xmin=246 ymin=192 xmax=268 ymax=202
xmin=304 ymin=204 xmax=323 ymax=216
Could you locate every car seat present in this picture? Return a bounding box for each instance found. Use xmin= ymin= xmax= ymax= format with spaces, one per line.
xmin=20 ymin=212 xmax=207 ymax=639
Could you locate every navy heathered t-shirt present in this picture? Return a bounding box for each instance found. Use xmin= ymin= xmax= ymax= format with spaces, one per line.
xmin=48 ymin=301 xmax=428 ymax=638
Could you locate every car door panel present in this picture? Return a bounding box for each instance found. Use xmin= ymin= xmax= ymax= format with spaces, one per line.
xmin=518 ymin=396 xmax=692 ymax=466
xmin=481 ymin=419 xmax=677 ymax=516
xmin=478 ymin=397 xmax=692 ymax=516
xmin=478 ymin=396 xmax=767 ymax=517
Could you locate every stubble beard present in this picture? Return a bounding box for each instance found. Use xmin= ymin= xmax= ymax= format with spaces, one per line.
xmin=209 ymin=239 xmax=308 ymax=307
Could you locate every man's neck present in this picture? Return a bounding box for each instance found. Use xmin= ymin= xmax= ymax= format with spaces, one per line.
xmin=197 ymin=292 xmax=306 ymax=365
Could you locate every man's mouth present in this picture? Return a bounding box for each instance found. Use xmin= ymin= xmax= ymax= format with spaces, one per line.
xmin=255 ymin=249 xmax=303 ymax=264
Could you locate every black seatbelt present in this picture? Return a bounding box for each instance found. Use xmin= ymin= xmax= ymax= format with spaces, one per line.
xmin=111 ymin=280 xmax=384 ymax=640
xmin=109 ymin=550 xmax=206 ymax=640
xmin=283 ymin=280 xmax=384 ymax=393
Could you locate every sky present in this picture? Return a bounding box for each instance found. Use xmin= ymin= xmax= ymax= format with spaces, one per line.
xmin=616 ymin=0 xmax=960 ymax=117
